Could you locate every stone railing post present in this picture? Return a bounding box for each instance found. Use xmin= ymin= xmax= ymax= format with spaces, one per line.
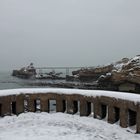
xmin=120 ymin=104 xmax=128 ymax=128
xmin=1 ymin=96 xmax=11 ymax=116
xmin=108 ymin=105 xmax=115 ymax=124
xmin=80 ymin=100 xmax=91 ymax=116
xmin=94 ymin=98 xmax=101 ymax=119
xmin=40 ymin=99 xmax=49 ymax=113
xmin=136 ymin=104 xmax=140 ymax=133
xmin=16 ymin=95 xmax=24 ymax=115
xmin=56 ymin=99 xmax=66 ymax=113
xmin=28 ymin=98 xmax=36 ymax=112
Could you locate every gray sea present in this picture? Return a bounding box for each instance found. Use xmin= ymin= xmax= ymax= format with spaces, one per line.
xmin=0 ymin=71 xmax=68 ymax=90
xmin=0 ymin=71 xmax=32 ymax=90
xmin=0 ymin=71 xmax=54 ymax=90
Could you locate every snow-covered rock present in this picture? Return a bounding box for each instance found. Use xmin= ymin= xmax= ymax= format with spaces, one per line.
xmin=73 ymin=55 xmax=140 ymax=92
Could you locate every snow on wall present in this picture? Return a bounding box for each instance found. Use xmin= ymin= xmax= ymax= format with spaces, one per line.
xmin=0 ymin=88 xmax=140 ymax=103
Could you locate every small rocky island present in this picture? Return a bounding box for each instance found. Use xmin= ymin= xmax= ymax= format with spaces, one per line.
xmin=12 ymin=63 xmax=36 ymax=79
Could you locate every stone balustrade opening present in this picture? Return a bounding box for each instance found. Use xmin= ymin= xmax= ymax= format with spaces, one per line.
xmin=49 ymin=100 xmax=56 ymax=112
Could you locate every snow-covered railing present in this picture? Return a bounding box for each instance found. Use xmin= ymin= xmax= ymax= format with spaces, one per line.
xmin=0 ymin=88 xmax=140 ymax=133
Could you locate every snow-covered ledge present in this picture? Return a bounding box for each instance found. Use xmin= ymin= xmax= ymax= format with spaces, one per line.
xmin=0 ymin=88 xmax=140 ymax=102
xmin=0 ymin=88 xmax=140 ymax=133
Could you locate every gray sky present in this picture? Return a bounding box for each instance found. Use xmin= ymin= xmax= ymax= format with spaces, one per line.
xmin=0 ymin=0 xmax=140 ymax=71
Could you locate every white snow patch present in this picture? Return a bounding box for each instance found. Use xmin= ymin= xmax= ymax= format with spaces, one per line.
xmin=0 ymin=112 xmax=139 ymax=140
xmin=0 ymin=88 xmax=140 ymax=103
xmin=106 ymin=72 xmax=112 ymax=76
xmin=114 ymin=63 xmax=124 ymax=71
xmin=112 ymin=56 xmax=140 ymax=72
xmin=131 ymin=56 xmax=140 ymax=62
xmin=99 ymin=75 xmax=106 ymax=78
xmin=126 ymin=56 xmax=140 ymax=66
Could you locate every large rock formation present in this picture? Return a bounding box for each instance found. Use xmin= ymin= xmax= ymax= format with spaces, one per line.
xmin=99 ymin=56 xmax=140 ymax=83
xmin=72 ymin=55 xmax=140 ymax=92
xmin=72 ymin=64 xmax=113 ymax=82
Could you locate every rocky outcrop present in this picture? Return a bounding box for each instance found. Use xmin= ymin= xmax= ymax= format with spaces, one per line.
xmin=72 ymin=65 xmax=113 ymax=82
xmin=72 ymin=55 xmax=140 ymax=92
xmin=12 ymin=63 xmax=36 ymax=79
xmin=99 ymin=56 xmax=140 ymax=84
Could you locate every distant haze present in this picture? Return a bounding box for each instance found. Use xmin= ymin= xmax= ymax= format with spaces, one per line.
xmin=0 ymin=0 xmax=140 ymax=71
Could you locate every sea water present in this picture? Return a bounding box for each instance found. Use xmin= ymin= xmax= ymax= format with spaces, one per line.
xmin=0 ymin=71 xmax=67 ymax=90
xmin=0 ymin=71 xmax=36 ymax=90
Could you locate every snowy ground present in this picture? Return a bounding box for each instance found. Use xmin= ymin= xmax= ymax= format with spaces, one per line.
xmin=0 ymin=112 xmax=140 ymax=140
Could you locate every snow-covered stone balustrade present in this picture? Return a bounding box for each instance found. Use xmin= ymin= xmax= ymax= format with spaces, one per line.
xmin=0 ymin=88 xmax=140 ymax=133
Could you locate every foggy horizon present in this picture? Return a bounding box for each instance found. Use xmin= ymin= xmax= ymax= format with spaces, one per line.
xmin=0 ymin=0 xmax=140 ymax=71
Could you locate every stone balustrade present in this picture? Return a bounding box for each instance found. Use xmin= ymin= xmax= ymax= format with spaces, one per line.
xmin=0 ymin=91 xmax=140 ymax=133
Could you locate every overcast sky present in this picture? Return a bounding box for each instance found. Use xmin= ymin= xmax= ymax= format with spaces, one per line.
xmin=0 ymin=0 xmax=140 ymax=71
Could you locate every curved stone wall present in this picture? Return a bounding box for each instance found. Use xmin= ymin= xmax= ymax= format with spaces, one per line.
xmin=0 ymin=92 xmax=140 ymax=133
